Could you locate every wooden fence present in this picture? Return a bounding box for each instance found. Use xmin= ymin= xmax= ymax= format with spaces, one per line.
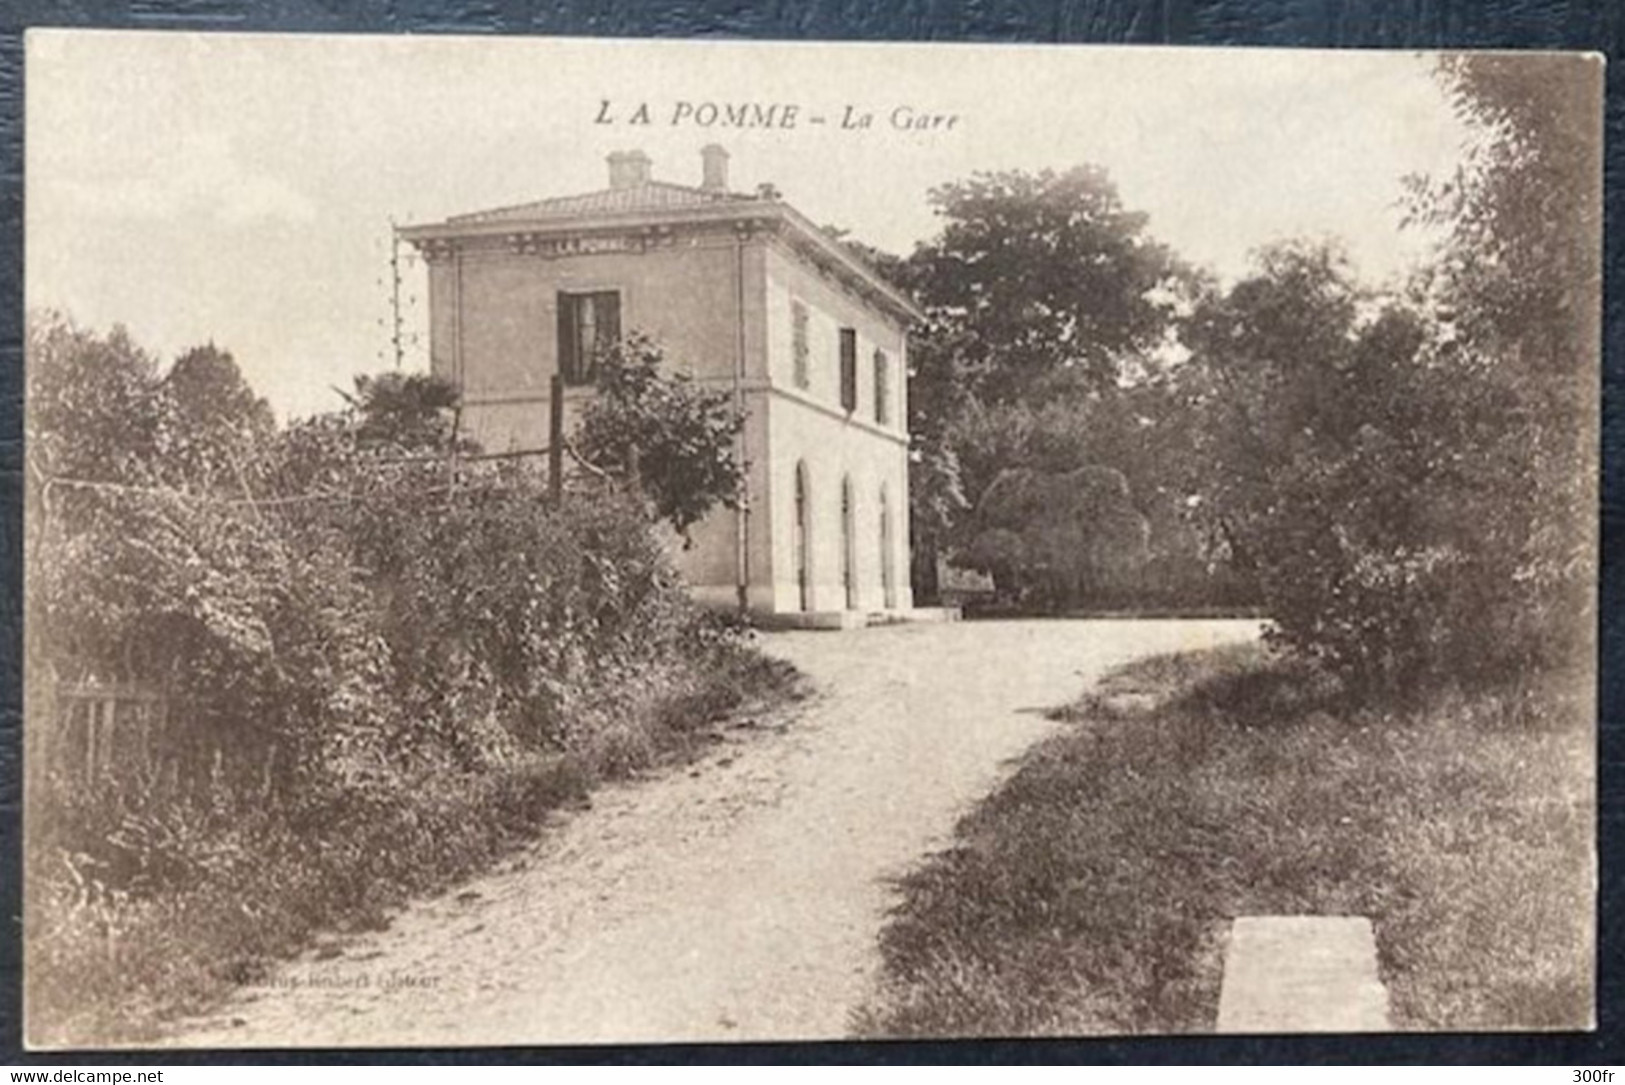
xmin=29 ymin=681 xmax=282 ymax=800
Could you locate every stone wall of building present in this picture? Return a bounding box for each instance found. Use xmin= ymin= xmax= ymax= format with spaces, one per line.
xmin=421 ymin=223 xmax=913 ymax=616
xmin=424 ymin=232 xmax=768 ymax=454
xmin=759 ymin=242 xmax=913 ymax=613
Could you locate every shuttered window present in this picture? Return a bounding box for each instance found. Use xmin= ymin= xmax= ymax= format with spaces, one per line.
xmin=873 ymin=349 xmax=889 ymax=425
xmin=791 ymin=300 xmax=811 ymax=389
xmin=838 ymin=327 xmax=857 ymax=412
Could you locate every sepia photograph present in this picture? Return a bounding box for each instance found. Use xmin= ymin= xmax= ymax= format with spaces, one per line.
xmin=20 ymin=31 xmax=1601 ymax=1049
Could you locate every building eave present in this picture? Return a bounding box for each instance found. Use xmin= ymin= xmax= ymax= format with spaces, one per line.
xmin=770 ymin=203 xmax=926 ymax=326
xmin=398 ymin=200 xmax=780 ymax=244
xmin=399 ymin=201 xmax=925 ymax=328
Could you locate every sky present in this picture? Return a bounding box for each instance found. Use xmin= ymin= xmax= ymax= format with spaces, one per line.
xmin=26 ymin=31 xmax=1473 ymax=420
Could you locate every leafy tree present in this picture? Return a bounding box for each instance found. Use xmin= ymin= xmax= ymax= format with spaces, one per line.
xmin=897 ymin=320 xmax=977 ymax=604
xmin=1183 ymin=240 xmax=1523 ymax=690
xmin=575 ymin=333 xmax=744 ymax=538
xmin=936 ymin=367 xmax=1234 ymax=607
xmin=160 ymin=343 xmax=275 ymax=491
xmin=887 ymin=167 xmax=1191 ymax=602
xmin=908 ymin=166 xmax=1187 ymax=406
xmin=25 ymin=313 xmax=178 ymax=681
xmin=906 ymin=433 xmax=968 ymax=605
xmin=26 ymin=311 xmax=167 ymax=485
xmin=24 ymin=316 xmax=387 ymax=752
xmin=345 ymin=370 xmax=469 ymax=454
xmin=164 ymin=344 xmax=273 ymax=435
xmin=962 ymin=464 xmax=1149 ymax=608
xmin=27 ymin=316 xmax=279 ymax=498
xmin=1400 ymin=53 xmax=1602 ymax=677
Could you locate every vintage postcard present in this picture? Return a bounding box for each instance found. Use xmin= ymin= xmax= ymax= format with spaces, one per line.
xmin=22 ymin=32 xmax=1600 ymax=1048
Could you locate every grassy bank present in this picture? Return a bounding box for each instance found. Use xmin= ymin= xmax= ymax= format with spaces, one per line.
xmin=856 ymin=642 xmax=1593 ymax=1037
xmin=26 ymin=643 xmax=804 ymax=1049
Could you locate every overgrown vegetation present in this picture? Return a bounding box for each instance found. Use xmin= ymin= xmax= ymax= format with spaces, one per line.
xmin=856 ymin=643 xmax=1593 ymax=1037
xmin=880 ymin=166 xmax=1219 ymax=611
xmin=1183 ymin=55 xmax=1595 ymax=694
xmin=882 ymin=55 xmax=1598 ymax=658
xmin=577 ymin=332 xmax=746 ymax=540
xmin=961 ymin=464 xmax=1148 ymax=608
xmin=24 ymin=317 xmax=799 ymax=1046
xmin=24 ymin=49 xmax=1598 ymax=1046
xmin=852 ymin=53 xmax=1597 ymax=1040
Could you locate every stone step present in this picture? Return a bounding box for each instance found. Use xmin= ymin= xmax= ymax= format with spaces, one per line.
xmin=1216 ymin=916 xmax=1391 ymax=1033
xmin=752 ymin=607 xmax=963 ymax=631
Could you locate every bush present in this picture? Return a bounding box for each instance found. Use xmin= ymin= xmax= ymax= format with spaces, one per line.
xmin=348 ymin=464 xmax=705 ymax=762
xmin=576 ymin=333 xmax=744 ymax=538
xmin=1183 ymin=243 xmax=1577 ymax=695
xmin=1182 ymin=55 xmax=1598 ymax=699
xmin=961 ymin=464 xmax=1149 ymax=609
xmin=24 ymin=316 xmax=802 ymax=1045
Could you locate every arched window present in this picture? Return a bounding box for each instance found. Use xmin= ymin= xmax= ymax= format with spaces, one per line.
xmin=880 ymin=484 xmax=896 ymax=609
xmin=794 ymin=461 xmax=811 ymax=612
xmin=841 ymin=475 xmax=856 ymax=610
xmin=874 ymin=350 xmax=890 ymax=425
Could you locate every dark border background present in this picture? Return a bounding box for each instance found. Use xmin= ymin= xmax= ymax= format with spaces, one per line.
xmin=0 ymin=0 xmax=1619 ymax=1066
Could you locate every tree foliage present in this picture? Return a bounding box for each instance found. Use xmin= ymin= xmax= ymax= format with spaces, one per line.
xmin=25 ymin=315 xmax=392 ymax=775
xmin=962 ymin=464 xmax=1149 ymax=608
xmin=1185 ymin=77 xmax=1600 ymax=694
xmin=27 ymin=314 xmax=168 ymax=485
xmin=905 ymin=432 xmax=969 ymax=602
xmin=908 ymin=165 xmax=1187 ymax=406
xmin=25 ymin=316 xmax=794 ymax=1044
xmin=1183 ymin=243 xmax=1455 ymax=686
xmin=27 ymin=317 xmax=277 ymax=497
xmin=1401 ymin=53 xmax=1601 ymax=674
xmin=576 ymin=333 xmax=745 ymax=538
xmin=945 ymin=377 xmax=1236 ymax=609
xmin=345 ymin=370 xmax=469 ymax=454
xmin=888 ymin=166 xmax=1192 ymax=603
xmin=161 ymin=344 xmax=276 ymax=488
xmin=25 ymin=314 xmax=747 ymax=786
xmin=1178 ymin=54 xmax=1600 ymax=692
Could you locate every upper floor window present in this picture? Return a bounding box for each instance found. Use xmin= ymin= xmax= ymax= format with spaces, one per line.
xmin=557 ymin=290 xmax=621 ymax=385
xmin=838 ymin=327 xmax=857 ymax=413
xmin=791 ymin=300 xmax=811 ymax=390
xmin=873 ymin=349 xmax=890 ymax=425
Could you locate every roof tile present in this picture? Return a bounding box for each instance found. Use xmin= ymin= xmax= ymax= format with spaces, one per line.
xmin=448 ymin=181 xmax=747 ymax=225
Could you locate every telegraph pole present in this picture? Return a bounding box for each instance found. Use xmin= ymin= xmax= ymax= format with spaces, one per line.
xmin=387 ymin=217 xmax=405 ymax=369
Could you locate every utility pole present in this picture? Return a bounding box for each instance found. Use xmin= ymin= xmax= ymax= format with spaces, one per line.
xmin=549 ymin=373 xmax=565 ymax=503
xmin=387 ymin=217 xmax=406 ymax=369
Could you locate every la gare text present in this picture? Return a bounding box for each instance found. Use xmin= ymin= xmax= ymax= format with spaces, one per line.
xmin=593 ymin=99 xmax=961 ymax=133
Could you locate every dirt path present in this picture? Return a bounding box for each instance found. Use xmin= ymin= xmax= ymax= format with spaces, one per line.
xmin=166 ymin=619 xmax=1259 ymax=1047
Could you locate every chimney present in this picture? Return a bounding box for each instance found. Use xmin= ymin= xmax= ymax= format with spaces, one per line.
xmin=700 ymin=144 xmax=730 ymax=193
xmin=607 ymin=150 xmax=652 ymax=190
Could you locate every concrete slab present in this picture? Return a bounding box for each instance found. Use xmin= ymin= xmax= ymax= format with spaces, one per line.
xmin=1216 ymin=916 xmax=1391 ymax=1034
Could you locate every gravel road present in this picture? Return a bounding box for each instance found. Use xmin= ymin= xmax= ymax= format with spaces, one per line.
xmin=166 ymin=618 xmax=1260 ymax=1048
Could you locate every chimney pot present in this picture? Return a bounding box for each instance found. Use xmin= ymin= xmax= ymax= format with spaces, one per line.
xmin=700 ymin=144 xmax=730 ymax=193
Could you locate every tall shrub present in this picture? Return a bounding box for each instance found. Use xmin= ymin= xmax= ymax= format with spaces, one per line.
xmin=1401 ymin=54 xmax=1601 ymax=681
xmin=576 ymin=333 xmax=744 ymax=539
xmin=1185 ymin=244 xmax=1458 ymax=691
